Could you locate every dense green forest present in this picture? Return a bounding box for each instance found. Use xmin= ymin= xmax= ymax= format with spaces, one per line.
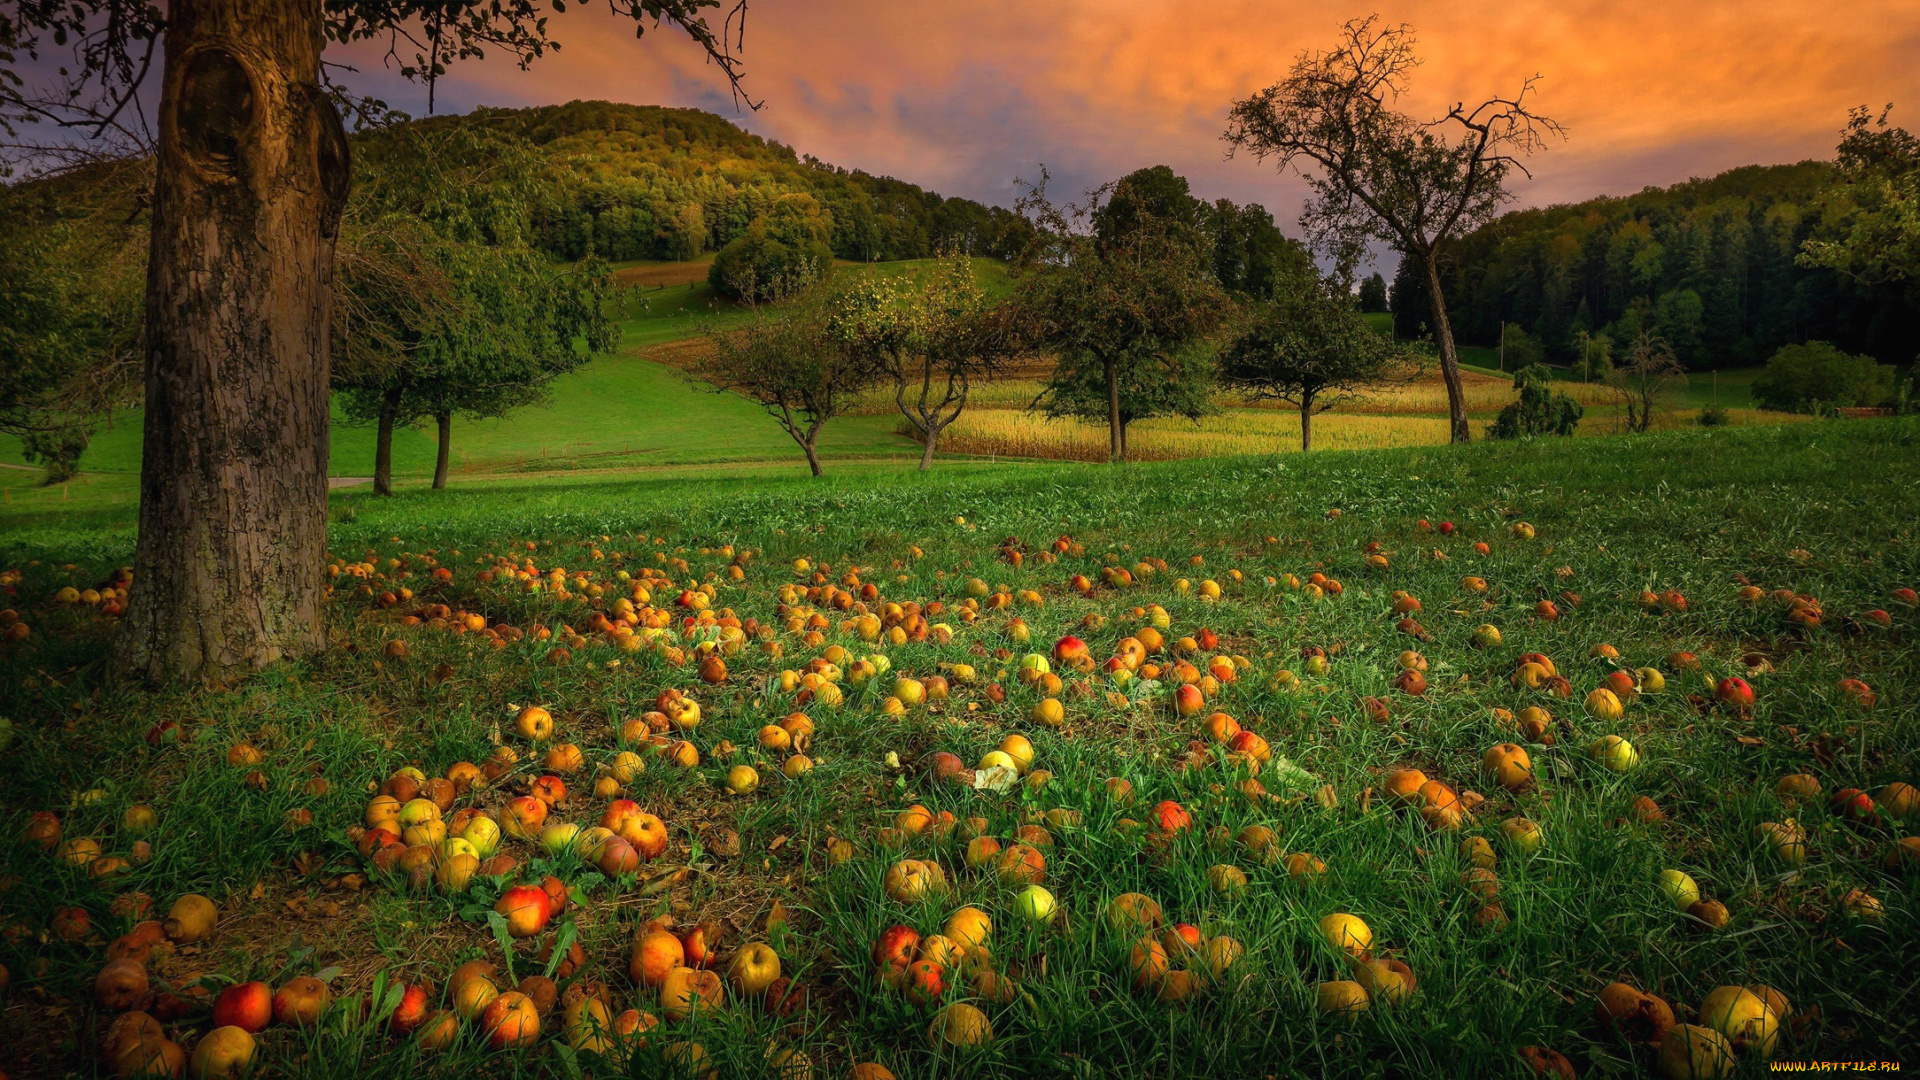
xmin=393 ymin=100 xmax=1032 ymax=263
xmin=1391 ymin=162 xmax=1920 ymax=368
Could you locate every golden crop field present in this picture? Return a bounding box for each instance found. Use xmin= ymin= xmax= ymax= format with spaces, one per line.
xmin=920 ymin=401 xmax=1804 ymax=463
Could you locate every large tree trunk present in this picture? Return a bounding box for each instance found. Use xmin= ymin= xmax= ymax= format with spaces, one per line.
xmin=116 ymin=0 xmax=349 ymax=683
xmin=1300 ymin=392 xmax=1315 ymax=452
xmin=1420 ymin=254 xmax=1470 ymax=444
xmin=433 ymin=410 xmax=452 ymax=489
xmin=373 ymin=386 xmax=400 ymax=496
xmin=1104 ymin=356 xmax=1122 ymax=463
xmin=801 ymin=439 xmax=823 ymax=477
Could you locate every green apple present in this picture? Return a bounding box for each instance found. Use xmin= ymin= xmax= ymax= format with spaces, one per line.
xmin=1500 ymin=818 xmax=1544 ymax=855
xmin=540 ymin=822 xmax=582 ymax=856
xmin=1588 ymin=735 xmax=1640 ymax=773
xmin=1013 ymin=885 xmax=1057 ymax=924
xmin=1658 ymin=869 xmax=1700 ymax=912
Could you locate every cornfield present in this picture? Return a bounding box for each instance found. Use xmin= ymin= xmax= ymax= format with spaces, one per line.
xmin=923 ymin=405 xmax=1805 ymax=463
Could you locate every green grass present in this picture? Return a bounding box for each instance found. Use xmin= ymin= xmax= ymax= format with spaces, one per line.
xmin=2 ymin=418 xmax=1917 ymax=1077
xmin=0 ymin=258 xmax=1017 ymax=488
xmin=0 ymin=259 xmax=1028 ymax=487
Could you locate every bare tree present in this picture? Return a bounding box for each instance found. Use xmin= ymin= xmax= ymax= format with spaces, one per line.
xmin=1607 ymin=330 xmax=1686 ymax=433
xmin=689 ymin=307 xmax=880 ymax=477
xmin=1224 ymin=16 xmax=1563 ymax=444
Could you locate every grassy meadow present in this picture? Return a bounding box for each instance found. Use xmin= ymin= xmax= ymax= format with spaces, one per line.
xmin=0 ymin=257 xmax=1792 ymax=519
xmin=2 ymin=417 xmax=1918 ymax=1078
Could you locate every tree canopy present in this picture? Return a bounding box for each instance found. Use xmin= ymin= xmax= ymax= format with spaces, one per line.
xmin=1219 ymin=264 xmax=1413 ymax=451
xmin=1799 ymin=106 xmax=1920 ymax=286
xmin=1014 ymin=167 xmax=1232 ymax=462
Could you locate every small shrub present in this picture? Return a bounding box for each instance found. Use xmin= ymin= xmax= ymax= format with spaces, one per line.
xmin=1696 ymin=406 xmax=1730 ymax=427
xmin=1752 ymin=341 xmax=1896 ymax=413
xmin=1489 ymin=364 xmax=1582 ymax=439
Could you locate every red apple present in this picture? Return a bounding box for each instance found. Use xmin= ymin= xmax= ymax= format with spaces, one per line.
xmin=1051 ymin=636 xmax=1089 ymax=667
xmin=681 ymin=921 xmax=722 ymax=969
xmin=1438 ymin=521 xmax=1455 ymax=535
xmin=619 ymin=812 xmax=669 ymax=860
xmin=872 ymin=925 xmax=921 ymax=984
xmin=1830 ymin=788 xmax=1878 ymax=824
xmin=494 ymin=885 xmax=552 ymax=938
xmin=903 ymin=959 xmax=945 ymax=1006
xmin=212 ymin=981 xmax=273 ymax=1033
xmin=1152 ymin=800 xmax=1192 ymax=835
xmin=600 ymin=799 xmax=642 ymax=833
xmin=1715 ymin=676 xmax=1755 ymax=708
xmin=1173 ymin=684 xmax=1205 ymax=717
xmin=390 ymin=983 xmax=430 ymax=1035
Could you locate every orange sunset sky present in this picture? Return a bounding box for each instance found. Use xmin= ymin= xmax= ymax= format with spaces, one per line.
xmin=352 ymin=1 xmax=1920 ymax=224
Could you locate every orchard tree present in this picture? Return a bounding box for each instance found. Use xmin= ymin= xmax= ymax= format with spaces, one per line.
xmin=828 ymin=251 xmax=1017 ymax=470
xmin=1013 ymin=168 xmax=1231 ymax=462
xmin=709 ymin=192 xmax=837 ymax=300
xmin=1220 ymin=265 xmax=1414 ymax=451
xmin=1800 ymin=106 xmax=1920 ymax=284
xmin=0 ymin=0 xmax=750 ymax=682
xmin=1751 ymin=340 xmax=1897 ymax=414
xmin=1225 ymin=16 xmax=1562 ymax=443
xmin=334 ymin=120 xmax=612 ymax=494
xmin=690 ymin=303 xmax=878 ymax=477
xmin=0 ymin=175 xmax=146 ymax=481
xmin=337 ymin=232 xmax=612 ymax=494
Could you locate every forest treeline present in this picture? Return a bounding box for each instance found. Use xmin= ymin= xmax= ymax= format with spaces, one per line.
xmin=1393 ymin=161 xmax=1920 ymax=368
xmin=452 ymin=100 xmax=1032 ymax=263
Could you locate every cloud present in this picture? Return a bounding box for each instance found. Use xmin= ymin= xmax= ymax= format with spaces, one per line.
xmin=327 ymin=0 xmax=1920 ymax=233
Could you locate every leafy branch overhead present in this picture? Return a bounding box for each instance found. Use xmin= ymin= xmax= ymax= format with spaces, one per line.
xmin=0 ymin=1 xmax=755 ymax=151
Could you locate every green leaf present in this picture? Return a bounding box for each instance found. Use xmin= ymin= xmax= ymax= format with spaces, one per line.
xmin=486 ymin=911 xmax=518 ymax=984
xmin=543 ymin=920 xmax=579 ymax=979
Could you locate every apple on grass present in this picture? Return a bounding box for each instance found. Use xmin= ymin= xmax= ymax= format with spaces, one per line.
xmin=211 ymin=981 xmax=272 ymax=1033
xmin=190 ymin=1026 xmax=256 ymax=1078
xmin=390 ymin=983 xmax=431 ymax=1035
xmin=271 ymin=976 xmax=329 ymax=1027
xmin=728 ymin=942 xmax=781 ymax=996
xmin=872 ymin=925 xmax=921 ymax=984
xmin=1014 ymin=885 xmax=1056 ymax=924
xmin=495 ymin=885 xmax=553 ymax=938
xmin=631 ymin=929 xmax=686 ymax=987
xmin=481 ymin=990 xmax=541 ymax=1049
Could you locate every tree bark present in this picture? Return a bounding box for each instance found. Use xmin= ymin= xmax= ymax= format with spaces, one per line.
xmin=802 ymin=438 xmax=823 ymax=477
xmin=1300 ymin=391 xmax=1315 ymax=452
xmin=919 ymin=423 xmax=939 ymax=471
xmin=1104 ymin=355 xmax=1122 ymax=463
xmin=433 ymin=410 xmax=452 ymax=489
xmin=373 ymin=385 xmax=400 ymax=496
xmin=116 ymin=0 xmax=348 ymax=683
xmin=1420 ymin=254 xmax=1471 ymax=443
